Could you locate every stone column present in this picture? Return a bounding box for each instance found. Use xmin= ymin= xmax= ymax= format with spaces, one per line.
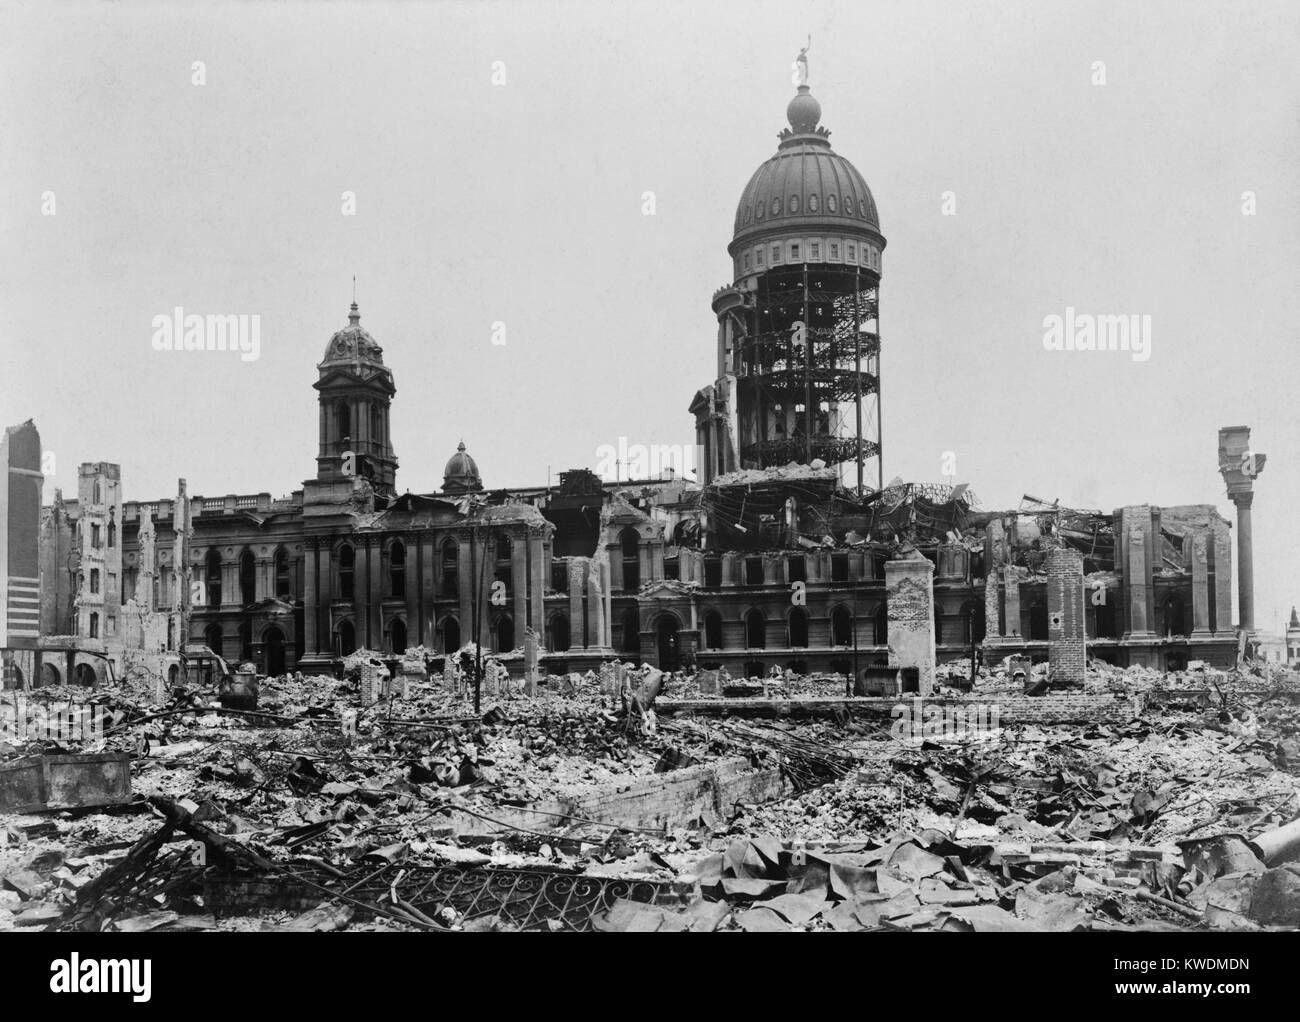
xmin=318 ymin=543 xmax=333 ymax=650
xmin=1232 ymin=493 xmax=1255 ymax=631
xmin=885 ymin=559 xmax=936 ymax=695
xmin=419 ymin=536 xmax=434 ymax=645
xmin=303 ymin=539 xmax=318 ymax=655
xmin=366 ymin=536 xmax=382 ymax=649
xmin=511 ymin=533 xmax=527 ymax=647
xmin=568 ymin=558 xmax=586 ymax=650
xmin=1218 ymin=425 xmax=1265 ymax=633
xmin=457 ymin=534 xmax=472 ymax=651
xmin=1046 ymin=547 xmax=1086 ymax=686
xmin=1191 ymin=532 xmax=1212 ymax=637
xmin=529 ymin=532 xmax=544 ymax=633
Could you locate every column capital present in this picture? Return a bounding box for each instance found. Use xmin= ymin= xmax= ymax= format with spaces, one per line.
xmin=1231 ymin=492 xmax=1255 ymax=511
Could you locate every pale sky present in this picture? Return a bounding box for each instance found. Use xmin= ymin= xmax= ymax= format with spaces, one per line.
xmin=2 ymin=0 xmax=1297 ymax=630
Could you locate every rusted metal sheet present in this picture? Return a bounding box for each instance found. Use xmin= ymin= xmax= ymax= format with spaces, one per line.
xmin=0 ymin=752 xmax=132 ymax=813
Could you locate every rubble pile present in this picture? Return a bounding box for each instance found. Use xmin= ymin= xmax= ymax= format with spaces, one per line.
xmin=1 ymin=660 xmax=1298 ymax=932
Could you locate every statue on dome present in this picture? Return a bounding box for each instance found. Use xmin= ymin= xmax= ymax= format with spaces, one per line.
xmin=793 ymin=36 xmax=811 ymax=87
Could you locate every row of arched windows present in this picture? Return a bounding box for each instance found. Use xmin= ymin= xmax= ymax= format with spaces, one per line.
xmin=203 ymin=547 xmax=293 ymax=608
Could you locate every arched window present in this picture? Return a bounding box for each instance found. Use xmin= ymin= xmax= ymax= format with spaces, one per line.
xmin=205 ymin=549 xmax=222 ymax=607
xmin=205 ymin=623 xmax=223 ymax=658
xmin=496 ymin=615 xmax=515 ymax=652
xmin=390 ymin=618 xmax=407 ymax=654
xmin=338 ymin=544 xmax=355 ymax=601
xmin=89 ymin=568 xmax=100 ymax=594
xmin=704 ymin=611 xmax=723 ymax=650
xmin=808 ymin=193 xmax=819 ymax=212
xmin=441 ymin=616 xmax=460 ymax=654
xmin=371 ymin=404 xmax=382 ymax=446
xmin=844 ymin=196 xmax=854 ymax=214
xmin=336 ymin=619 xmax=356 ymax=657
xmin=390 ymin=540 xmax=406 ymax=598
xmin=620 ymin=527 xmax=640 ymax=591
xmin=275 ymin=548 xmax=291 ymax=600
xmin=874 ymin=604 xmax=888 ymax=645
xmin=239 ymin=618 xmax=253 ymax=661
xmin=441 ymin=539 xmax=458 ymax=597
xmin=789 ymin=194 xmax=800 ymax=213
xmin=831 ymin=606 xmax=852 ymax=646
xmin=108 ymin=519 xmax=116 ymax=548
xmin=337 ymin=401 xmax=351 ymax=441
xmin=788 ymin=608 xmax=808 ymax=648
xmin=239 ymin=550 xmax=255 ymax=606
xmin=89 ymin=612 xmax=99 ymax=638
xmin=549 ymin=613 xmax=570 ymax=653
xmin=827 ymin=194 xmax=837 ymax=212
xmin=745 ymin=610 xmax=766 ymax=649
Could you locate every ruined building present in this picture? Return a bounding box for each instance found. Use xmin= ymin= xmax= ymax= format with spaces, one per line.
xmin=10 ymin=73 xmax=1257 ymax=689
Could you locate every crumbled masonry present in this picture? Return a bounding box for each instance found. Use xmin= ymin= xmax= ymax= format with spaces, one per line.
xmin=2 ymin=655 xmax=1299 ymax=932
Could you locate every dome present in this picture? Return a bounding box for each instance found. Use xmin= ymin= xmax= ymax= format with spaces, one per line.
xmin=443 ymin=441 xmax=482 ymax=494
xmin=729 ymin=85 xmax=883 ymax=259
xmin=320 ymin=303 xmax=386 ymax=368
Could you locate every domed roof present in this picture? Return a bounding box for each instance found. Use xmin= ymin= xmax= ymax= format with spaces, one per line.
xmin=730 ymin=85 xmax=881 ymax=253
xmin=320 ymin=303 xmax=386 ymax=368
xmin=442 ymin=441 xmax=483 ymax=494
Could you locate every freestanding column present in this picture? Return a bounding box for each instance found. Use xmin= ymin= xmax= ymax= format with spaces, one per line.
xmin=1218 ymin=426 xmax=1266 ymax=633
xmin=1232 ymin=492 xmax=1255 ymax=631
xmin=884 ymin=558 xmax=936 ymax=695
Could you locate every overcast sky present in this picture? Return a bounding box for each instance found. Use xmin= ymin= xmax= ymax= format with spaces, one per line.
xmin=2 ymin=0 xmax=1297 ymax=630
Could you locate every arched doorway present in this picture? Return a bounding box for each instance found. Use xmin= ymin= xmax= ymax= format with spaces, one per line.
xmin=74 ymin=662 xmax=98 ymax=687
xmin=441 ymin=617 xmax=460 ymax=654
xmin=337 ymin=620 xmax=356 ymax=657
xmin=745 ymin=609 xmax=766 ymax=649
xmin=390 ymin=618 xmax=407 ymax=655
xmin=40 ymin=663 xmax=61 ymax=687
xmin=656 ymin=615 xmax=680 ymax=670
xmin=264 ymin=627 xmax=286 ymax=675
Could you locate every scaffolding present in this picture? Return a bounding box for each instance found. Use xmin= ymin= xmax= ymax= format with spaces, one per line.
xmin=736 ymin=264 xmax=881 ymax=493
